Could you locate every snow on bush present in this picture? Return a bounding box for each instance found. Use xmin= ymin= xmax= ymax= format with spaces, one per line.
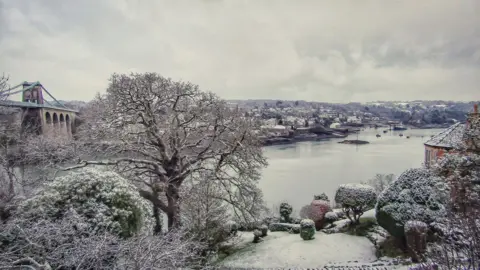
xmin=253 ymin=229 xmax=263 ymax=243
xmin=0 ymin=208 xmax=119 ymax=269
xmin=314 ymin=193 xmax=329 ymax=201
xmin=224 ymin=220 xmax=239 ymax=236
xmin=269 ymin=223 xmax=299 ymax=233
xmin=0 ymin=208 xmax=207 ymax=269
xmin=426 ymin=151 xmax=480 ymax=269
xmin=300 ymin=200 xmax=331 ymax=230
xmin=259 ymin=224 xmax=268 ymax=237
xmin=18 ymin=168 xmax=152 ymax=237
xmin=375 ymin=168 xmax=449 ymax=239
xmin=334 ymin=183 xmax=377 ymax=224
xmin=299 ymin=219 xmax=315 ymax=240
xmin=324 ymin=211 xmax=339 ymax=223
xmin=300 ymin=218 xmax=315 ymax=227
xmin=279 ymin=202 xmax=293 ymax=223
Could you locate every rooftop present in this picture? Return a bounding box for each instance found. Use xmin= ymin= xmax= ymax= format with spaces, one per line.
xmin=424 ymin=122 xmax=464 ymax=149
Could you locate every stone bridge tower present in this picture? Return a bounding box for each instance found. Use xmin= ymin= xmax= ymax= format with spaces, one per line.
xmin=0 ymin=81 xmax=79 ymax=139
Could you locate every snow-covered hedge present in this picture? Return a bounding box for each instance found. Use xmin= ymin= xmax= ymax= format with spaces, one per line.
xmin=334 ymin=183 xmax=377 ymax=224
xmin=324 ymin=211 xmax=339 ymax=223
xmin=375 ymin=168 xmax=449 ymax=238
xmin=18 ymin=168 xmax=152 ymax=237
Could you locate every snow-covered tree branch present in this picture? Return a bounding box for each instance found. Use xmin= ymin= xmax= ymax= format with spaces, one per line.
xmin=66 ymin=72 xmax=268 ymax=230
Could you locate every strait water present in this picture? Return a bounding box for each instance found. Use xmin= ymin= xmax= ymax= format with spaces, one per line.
xmin=259 ymin=128 xmax=444 ymax=212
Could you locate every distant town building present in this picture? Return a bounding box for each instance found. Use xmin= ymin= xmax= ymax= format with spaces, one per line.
xmin=346 ymin=116 xmax=361 ymax=124
xmin=330 ymin=122 xmax=341 ymax=129
xmin=424 ymin=104 xmax=479 ymax=168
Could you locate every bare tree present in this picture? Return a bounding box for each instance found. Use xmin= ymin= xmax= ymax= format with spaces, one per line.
xmin=66 ymin=73 xmax=268 ymax=230
xmin=362 ymin=173 xmax=395 ymax=195
xmin=0 ymin=74 xmax=21 ymax=220
xmin=180 ymin=172 xmax=239 ymax=256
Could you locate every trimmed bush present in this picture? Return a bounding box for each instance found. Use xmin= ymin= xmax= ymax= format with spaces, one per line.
xmin=375 ymin=168 xmax=449 ymax=239
xmin=300 ymin=200 xmax=331 ymax=230
xmin=335 ymin=184 xmax=377 ymax=224
xmin=279 ymin=202 xmax=293 ymax=223
xmin=224 ymin=220 xmax=239 ymax=236
xmin=289 ymin=224 xmax=301 ymax=234
xmin=314 ymin=193 xmax=329 ymax=201
xmin=300 ymin=219 xmax=315 ymax=240
xmin=269 ymin=223 xmax=299 ymax=233
xmin=253 ymin=229 xmax=263 ymax=243
xmin=324 ymin=211 xmax=338 ymax=224
xmin=259 ymin=224 xmax=268 ymax=237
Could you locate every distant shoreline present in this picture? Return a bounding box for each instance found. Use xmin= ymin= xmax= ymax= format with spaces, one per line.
xmin=261 ymin=133 xmax=347 ymax=146
xmin=261 ymin=126 xmax=447 ymax=147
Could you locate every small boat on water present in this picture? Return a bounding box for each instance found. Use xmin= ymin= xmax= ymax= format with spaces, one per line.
xmin=393 ymin=125 xmax=408 ymax=131
xmin=399 ymin=133 xmax=404 ymax=137
xmin=406 ymin=136 xmax=410 ymax=139
xmin=383 ymin=130 xmax=388 ymax=133
xmin=376 ymin=134 xmax=381 ymax=138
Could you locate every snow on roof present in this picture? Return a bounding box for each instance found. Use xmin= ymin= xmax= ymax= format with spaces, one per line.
xmin=424 ymin=122 xmax=464 ymax=148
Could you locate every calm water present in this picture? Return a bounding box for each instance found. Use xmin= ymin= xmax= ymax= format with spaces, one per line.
xmin=259 ymin=128 xmax=443 ymax=212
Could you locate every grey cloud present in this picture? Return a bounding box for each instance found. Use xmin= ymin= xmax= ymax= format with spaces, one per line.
xmin=0 ymin=0 xmax=479 ymax=102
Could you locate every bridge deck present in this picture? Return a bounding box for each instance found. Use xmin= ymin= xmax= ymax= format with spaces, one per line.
xmin=0 ymin=100 xmax=78 ymax=113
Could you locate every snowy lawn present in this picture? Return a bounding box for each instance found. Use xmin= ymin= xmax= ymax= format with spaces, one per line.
xmin=218 ymin=231 xmax=377 ymax=268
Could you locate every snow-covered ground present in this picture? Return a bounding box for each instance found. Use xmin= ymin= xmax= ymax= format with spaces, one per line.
xmin=217 ymin=209 xmax=413 ymax=269
xmin=219 ymin=231 xmax=378 ymax=268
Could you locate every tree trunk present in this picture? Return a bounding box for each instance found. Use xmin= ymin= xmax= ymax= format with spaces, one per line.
xmin=152 ymin=205 xmax=162 ymax=234
xmin=166 ymin=185 xmax=182 ymax=230
xmin=167 ymin=210 xmax=181 ymax=230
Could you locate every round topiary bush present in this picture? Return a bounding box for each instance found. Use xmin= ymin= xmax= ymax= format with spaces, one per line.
xmin=300 ymin=200 xmax=331 ymax=230
xmin=224 ymin=220 xmax=239 ymax=236
xmin=259 ymin=224 xmax=268 ymax=237
xmin=18 ymin=168 xmax=152 ymax=238
xmin=314 ymin=193 xmax=330 ymax=201
xmin=335 ymin=183 xmax=377 ymax=224
xmin=279 ymin=202 xmax=293 ymax=223
xmin=300 ymin=219 xmax=316 ymax=240
xmin=253 ymin=229 xmax=263 ymax=243
xmin=375 ymin=168 xmax=449 ymax=239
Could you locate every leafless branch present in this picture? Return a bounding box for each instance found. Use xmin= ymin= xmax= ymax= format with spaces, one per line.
xmin=72 ymin=72 xmax=268 ymax=230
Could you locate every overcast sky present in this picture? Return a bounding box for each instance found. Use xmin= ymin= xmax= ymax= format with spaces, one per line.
xmin=0 ymin=0 xmax=479 ymax=103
